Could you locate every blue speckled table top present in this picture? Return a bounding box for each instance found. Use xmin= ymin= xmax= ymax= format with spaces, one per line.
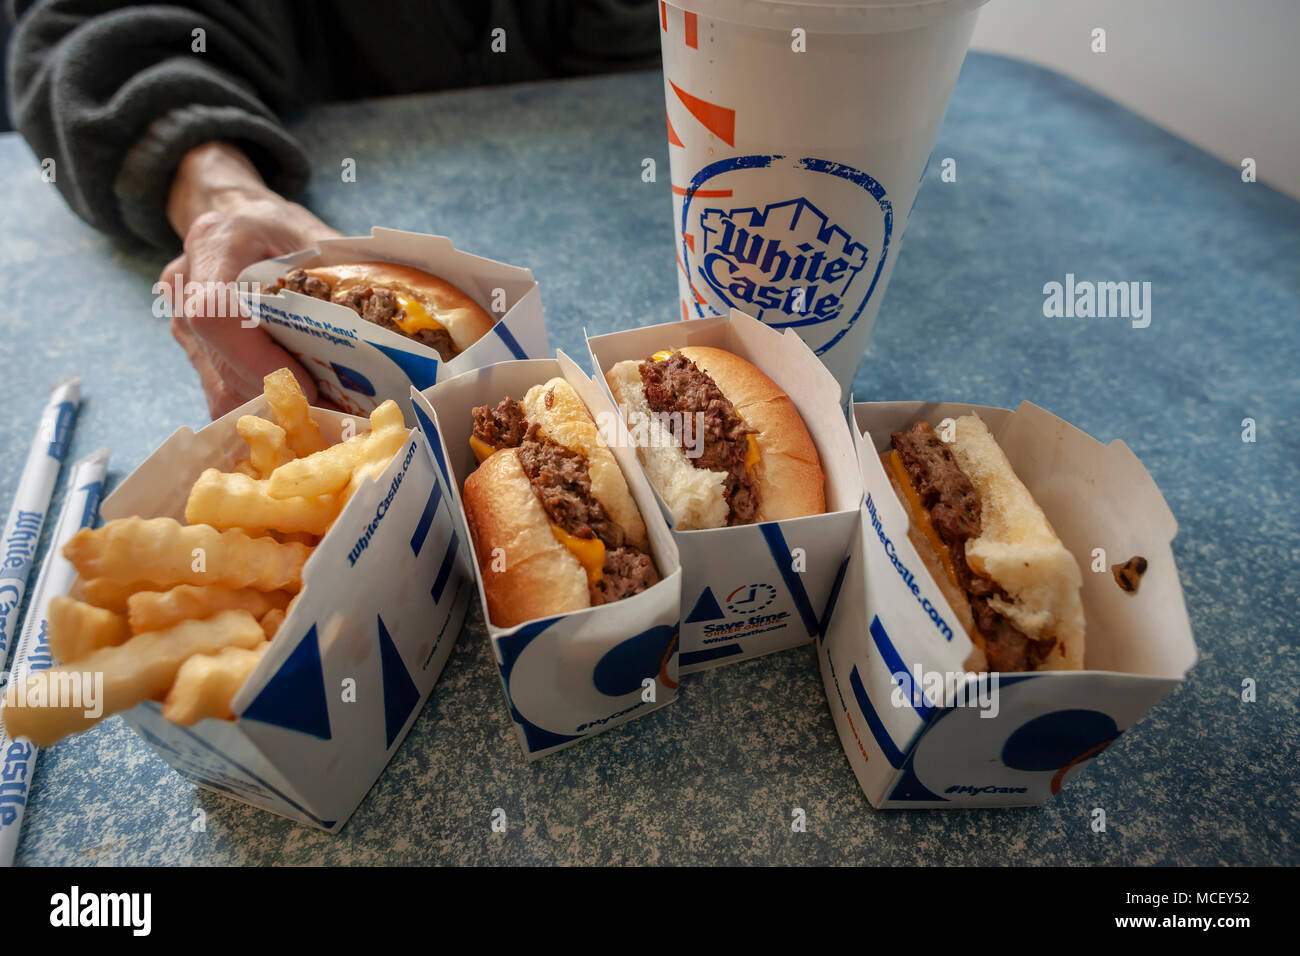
xmin=2 ymin=53 xmax=1297 ymax=866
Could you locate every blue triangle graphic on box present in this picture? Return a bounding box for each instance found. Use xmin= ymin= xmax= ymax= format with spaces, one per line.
xmin=242 ymin=624 xmax=332 ymax=740
xmin=376 ymin=614 xmax=421 ymax=749
xmin=887 ymin=706 xmax=956 ymax=803
xmin=512 ymin=705 xmax=585 ymax=754
xmin=366 ymin=340 xmax=440 ymax=391
xmin=887 ymin=756 xmax=949 ymax=803
xmin=685 ymin=586 xmax=725 ymax=623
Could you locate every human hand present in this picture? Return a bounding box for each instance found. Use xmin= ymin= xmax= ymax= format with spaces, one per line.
xmin=161 ymin=142 xmax=342 ymax=418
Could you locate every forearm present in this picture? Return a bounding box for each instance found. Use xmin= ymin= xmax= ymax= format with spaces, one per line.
xmin=166 ymin=142 xmax=276 ymax=239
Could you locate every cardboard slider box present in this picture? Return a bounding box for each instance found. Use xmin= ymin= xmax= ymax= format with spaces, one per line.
xmin=410 ymin=353 xmax=684 ymax=760
xmin=819 ymin=401 xmax=1198 ymax=808
xmin=587 ymin=311 xmax=864 ymax=674
xmin=238 ymin=228 xmax=549 ymax=421
xmin=112 ymin=396 xmax=469 ymax=832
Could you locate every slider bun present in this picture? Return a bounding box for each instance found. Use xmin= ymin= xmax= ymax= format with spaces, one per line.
xmin=948 ymin=415 xmax=1085 ymax=671
xmin=605 ymin=361 xmax=728 ymax=530
xmin=304 ymin=261 xmax=495 ymax=353
xmin=520 ymin=378 xmax=648 ymax=551
xmin=675 ymin=347 xmax=825 ymax=523
xmin=462 ymin=449 xmax=589 ymax=628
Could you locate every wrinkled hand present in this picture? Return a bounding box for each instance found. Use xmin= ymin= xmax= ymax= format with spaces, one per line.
xmin=161 ymin=143 xmax=342 ymax=418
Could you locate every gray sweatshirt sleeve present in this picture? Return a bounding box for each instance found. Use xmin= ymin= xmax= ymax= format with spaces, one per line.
xmin=6 ymin=0 xmax=312 ymax=249
xmin=5 ymin=0 xmax=660 ymax=250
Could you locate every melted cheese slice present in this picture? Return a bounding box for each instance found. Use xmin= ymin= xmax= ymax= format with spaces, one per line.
xmin=550 ymin=524 xmax=604 ymax=585
xmin=393 ymin=293 xmax=448 ymax=337
xmin=886 ymin=450 xmax=960 ymax=593
xmin=469 ymin=442 xmax=606 ymax=586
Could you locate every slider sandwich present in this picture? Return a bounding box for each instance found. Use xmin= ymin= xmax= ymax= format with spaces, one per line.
xmin=883 ymin=416 xmax=1086 ymax=672
xmin=275 ymin=261 xmax=494 ymax=361
xmin=604 ymin=347 xmax=825 ymax=530
xmin=463 ymin=378 xmax=660 ymax=628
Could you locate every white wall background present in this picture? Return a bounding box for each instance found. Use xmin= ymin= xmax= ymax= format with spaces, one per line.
xmin=970 ymin=0 xmax=1300 ymax=199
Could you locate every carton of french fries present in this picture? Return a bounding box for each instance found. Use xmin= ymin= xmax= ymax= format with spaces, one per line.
xmin=238 ymin=228 xmax=549 ymax=420
xmin=1 ymin=371 xmax=469 ymax=831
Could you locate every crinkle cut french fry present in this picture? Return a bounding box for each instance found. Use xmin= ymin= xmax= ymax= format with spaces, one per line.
xmin=69 ymin=576 xmax=137 ymax=614
xmin=47 ymin=596 xmax=131 ymax=664
xmin=161 ymin=642 xmax=270 ymax=725
xmin=339 ymin=456 xmax=391 ymax=510
xmin=366 ymin=401 xmax=406 ymax=443
xmin=237 ymin=415 xmax=294 ymax=477
xmin=258 ymin=607 xmax=285 ymax=640
xmin=63 ymin=516 xmax=308 ymax=591
xmin=271 ymin=530 xmax=317 ymax=546
xmin=360 ymin=401 xmax=409 ymax=465
xmin=185 ymin=469 xmax=339 ymax=536
xmin=263 ymin=368 xmax=327 ymax=457
xmin=127 ymin=585 xmax=290 ymax=634
xmin=266 ymin=439 xmax=360 ymax=500
xmin=0 ymin=609 xmax=265 ymax=747
xmin=267 ymin=400 xmax=407 ymax=500
xmin=337 ymin=402 xmax=411 ymax=508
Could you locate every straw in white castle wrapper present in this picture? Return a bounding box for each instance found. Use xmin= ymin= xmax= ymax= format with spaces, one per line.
xmin=0 ymin=447 xmax=108 ymax=866
xmin=0 ymin=376 xmax=80 ymax=664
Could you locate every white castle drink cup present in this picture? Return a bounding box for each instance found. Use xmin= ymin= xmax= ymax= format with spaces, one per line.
xmin=659 ymin=0 xmax=988 ymax=397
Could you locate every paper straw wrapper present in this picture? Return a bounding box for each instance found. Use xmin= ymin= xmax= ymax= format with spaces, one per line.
xmin=0 ymin=376 xmax=80 ymax=663
xmin=0 ymin=446 xmax=108 ymax=866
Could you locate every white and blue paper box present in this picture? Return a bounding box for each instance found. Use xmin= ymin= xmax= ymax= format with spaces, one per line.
xmin=110 ymin=397 xmax=469 ymax=831
xmin=410 ymin=353 xmax=683 ymax=760
xmin=588 ymin=311 xmax=864 ymax=674
xmin=820 ymin=401 xmax=1198 ymax=808
xmin=239 ymin=228 xmax=549 ymax=420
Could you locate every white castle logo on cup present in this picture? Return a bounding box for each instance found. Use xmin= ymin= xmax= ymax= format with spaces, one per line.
xmin=699 ymin=198 xmax=868 ymax=327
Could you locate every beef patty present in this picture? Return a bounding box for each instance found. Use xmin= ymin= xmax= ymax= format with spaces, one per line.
xmin=471 ymin=398 xmax=659 ymax=605
xmin=638 ymin=352 xmax=758 ymax=525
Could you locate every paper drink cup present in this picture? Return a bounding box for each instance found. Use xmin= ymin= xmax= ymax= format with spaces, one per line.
xmin=659 ymin=0 xmax=988 ymax=397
